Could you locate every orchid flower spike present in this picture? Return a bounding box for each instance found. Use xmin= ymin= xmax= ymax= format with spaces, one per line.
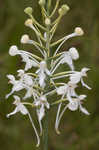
xmin=6 ymin=0 xmax=91 ymax=147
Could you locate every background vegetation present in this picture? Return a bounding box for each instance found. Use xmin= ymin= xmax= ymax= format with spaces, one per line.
xmin=0 ymin=0 xmax=99 ymax=149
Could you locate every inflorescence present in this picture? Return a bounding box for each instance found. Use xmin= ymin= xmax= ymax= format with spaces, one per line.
xmin=6 ymin=0 xmax=91 ymax=147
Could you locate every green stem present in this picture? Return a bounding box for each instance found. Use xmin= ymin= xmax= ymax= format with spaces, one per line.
xmin=42 ymin=111 xmax=49 ymax=150
xmin=42 ymin=1 xmax=50 ymax=150
xmin=49 ymin=0 xmax=60 ymax=18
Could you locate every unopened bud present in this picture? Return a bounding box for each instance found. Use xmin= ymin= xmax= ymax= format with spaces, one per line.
xmin=45 ymin=18 xmax=51 ymax=26
xmin=74 ymin=27 xmax=84 ymax=36
xmin=58 ymin=4 xmax=70 ymax=16
xmin=25 ymin=19 xmax=33 ymax=27
xmin=21 ymin=34 xmax=30 ymax=44
xmin=39 ymin=0 xmax=45 ymax=6
xmin=9 ymin=45 xmax=19 ymax=56
xmin=24 ymin=7 xmax=33 ymax=15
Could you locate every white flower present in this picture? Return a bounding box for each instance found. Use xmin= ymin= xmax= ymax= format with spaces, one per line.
xmin=23 ymin=75 xmax=33 ymax=86
xmin=17 ymin=69 xmax=33 ymax=86
xmin=60 ymin=51 xmax=74 ymax=70
xmin=57 ymin=81 xmax=78 ymax=102
xmin=70 ymin=68 xmax=91 ymax=89
xmin=7 ymin=95 xmax=40 ymax=147
xmin=52 ymin=47 xmax=79 ymax=72
xmin=9 ymin=46 xmax=38 ymax=71
xmin=23 ymin=87 xmax=34 ymax=99
xmin=67 ymin=95 xmax=90 ymax=115
xmin=34 ymin=95 xmax=50 ymax=136
xmin=55 ymin=94 xmax=89 ymax=134
xmin=22 ymin=54 xmax=38 ymax=71
xmin=17 ymin=70 xmax=35 ymax=98
xmin=6 ymin=75 xmax=24 ymax=98
xmin=23 ymin=86 xmax=39 ymax=100
xmin=7 ymin=96 xmax=28 ymax=118
xmin=36 ymin=61 xmax=50 ymax=88
xmin=60 ymin=48 xmax=79 ymax=70
xmin=6 ymin=70 xmax=34 ymax=98
xmin=55 ymin=82 xmax=78 ymax=132
xmin=34 ymin=95 xmax=50 ymax=121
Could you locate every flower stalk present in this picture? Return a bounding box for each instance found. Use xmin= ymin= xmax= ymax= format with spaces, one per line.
xmin=42 ymin=110 xmax=49 ymax=150
xmin=42 ymin=1 xmax=51 ymax=149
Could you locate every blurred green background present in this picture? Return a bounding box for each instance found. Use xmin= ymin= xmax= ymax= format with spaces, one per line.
xmin=0 ymin=0 xmax=99 ymax=150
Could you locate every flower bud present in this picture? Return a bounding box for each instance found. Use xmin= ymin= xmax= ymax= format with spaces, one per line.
xmin=45 ymin=18 xmax=51 ymax=26
xmin=25 ymin=19 xmax=33 ymax=27
xmin=58 ymin=4 xmax=70 ymax=16
xmin=21 ymin=34 xmax=30 ymax=44
xmin=69 ymin=47 xmax=79 ymax=60
xmin=24 ymin=7 xmax=33 ymax=15
xmin=74 ymin=27 xmax=84 ymax=36
xmin=39 ymin=0 xmax=45 ymax=6
xmin=9 ymin=45 xmax=19 ymax=56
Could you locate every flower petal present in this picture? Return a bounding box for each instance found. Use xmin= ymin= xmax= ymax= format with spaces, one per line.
xmin=68 ymin=101 xmax=78 ymax=111
xmin=70 ymin=73 xmax=81 ymax=84
xmin=19 ymin=104 xmax=28 ymax=115
xmin=6 ymin=107 xmax=19 ymax=118
xmin=79 ymin=105 xmax=90 ymax=115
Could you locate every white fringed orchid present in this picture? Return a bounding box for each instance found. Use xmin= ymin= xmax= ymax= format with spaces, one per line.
xmin=35 ymin=95 xmax=50 ymax=121
xmin=6 ymin=0 xmax=91 ymax=147
xmin=51 ymin=47 xmax=79 ymax=73
xmin=7 ymin=95 xmax=28 ymax=117
xmin=7 ymin=95 xmax=40 ymax=147
xmin=67 ymin=95 xmax=90 ymax=115
xmin=70 ymin=68 xmax=91 ymax=89
xmin=34 ymin=95 xmax=50 ymax=135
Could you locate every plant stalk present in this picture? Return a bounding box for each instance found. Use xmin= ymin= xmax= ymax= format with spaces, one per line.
xmin=42 ymin=1 xmax=51 ymax=150
xmin=42 ymin=110 xmax=49 ymax=150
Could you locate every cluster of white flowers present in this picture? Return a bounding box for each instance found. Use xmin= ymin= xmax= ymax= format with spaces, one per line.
xmin=6 ymin=1 xmax=91 ymax=147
